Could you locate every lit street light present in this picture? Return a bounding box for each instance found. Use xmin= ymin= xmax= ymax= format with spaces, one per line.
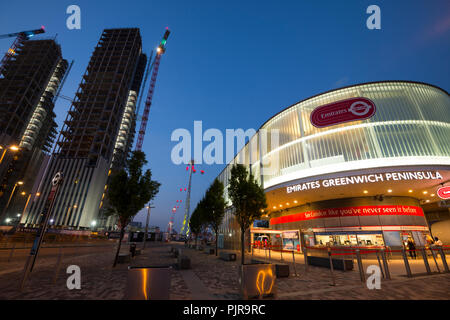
xmin=143 ymin=204 xmax=155 ymax=250
xmin=0 ymin=144 xmax=20 ymax=164
xmin=1 ymin=181 xmax=24 ymax=222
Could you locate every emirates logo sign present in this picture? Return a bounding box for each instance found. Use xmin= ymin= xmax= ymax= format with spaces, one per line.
xmin=310 ymin=97 xmax=376 ymax=128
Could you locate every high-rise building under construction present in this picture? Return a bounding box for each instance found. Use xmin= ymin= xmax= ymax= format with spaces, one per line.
xmin=0 ymin=39 xmax=68 ymax=223
xmin=24 ymin=28 xmax=147 ymax=229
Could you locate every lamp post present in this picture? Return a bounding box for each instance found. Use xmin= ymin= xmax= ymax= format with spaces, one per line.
xmin=13 ymin=190 xmax=30 ymax=228
xmin=1 ymin=180 xmax=23 ymax=222
xmin=143 ymin=204 xmax=155 ymax=250
xmin=19 ymin=191 xmax=41 ymax=227
xmin=0 ymin=145 xmax=20 ymax=164
xmin=64 ymin=204 xmax=77 ymax=227
xmin=0 ymin=146 xmax=6 ymax=164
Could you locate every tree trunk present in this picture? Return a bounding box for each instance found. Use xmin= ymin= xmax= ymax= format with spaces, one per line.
xmin=113 ymin=227 xmax=125 ymax=268
xmin=241 ymin=227 xmax=245 ymax=265
xmin=215 ymin=227 xmax=218 ymax=256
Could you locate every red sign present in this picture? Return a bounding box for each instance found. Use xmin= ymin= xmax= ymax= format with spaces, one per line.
xmin=310 ymin=97 xmax=376 ymax=128
xmin=437 ymin=186 xmax=450 ymax=199
xmin=270 ymin=205 xmax=424 ymax=225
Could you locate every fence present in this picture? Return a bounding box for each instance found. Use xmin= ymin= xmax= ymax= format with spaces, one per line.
xmin=0 ymin=232 xmax=110 ymax=249
xmin=249 ymin=242 xmax=450 ymax=284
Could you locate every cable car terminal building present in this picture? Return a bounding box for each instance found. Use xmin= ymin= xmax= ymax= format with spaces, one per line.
xmin=216 ymin=81 xmax=450 ymax=252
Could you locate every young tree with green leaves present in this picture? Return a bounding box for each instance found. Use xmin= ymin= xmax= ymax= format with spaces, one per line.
xmin=105 ymin=151 xmax=160 ymax=267
xmin=228 ymin=164 xmax=267 ymax=264
xmin=189 ymin=200 xmax=206 ymax=247
xmin=203 ymin=178 xmax=226 ymax=256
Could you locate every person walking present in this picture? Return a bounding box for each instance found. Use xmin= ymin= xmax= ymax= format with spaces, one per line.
xmin=407 ymin=239 xmax=416 ymax=259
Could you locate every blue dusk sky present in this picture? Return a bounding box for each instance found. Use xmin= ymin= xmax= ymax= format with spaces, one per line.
xmin=0 ymin=0 xmax=449 ymax=231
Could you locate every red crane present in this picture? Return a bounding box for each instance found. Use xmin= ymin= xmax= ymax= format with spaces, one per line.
xmin=135 ymin=28 xmax=170 ymax=151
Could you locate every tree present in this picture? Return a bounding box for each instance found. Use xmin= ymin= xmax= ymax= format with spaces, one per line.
xmin=189 ymin=200 xmax=206 ymax=247
xmin=228 ymin=164 xmax=267 ymax=264
xmin=105 ymin=150 xmax=160 ymax=267
xmin=203 ymin=179 xmax=225 ymax=256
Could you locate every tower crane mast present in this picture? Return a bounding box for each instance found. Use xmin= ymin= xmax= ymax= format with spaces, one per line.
xmin=135 ymin=28 xmax=170 ymax=151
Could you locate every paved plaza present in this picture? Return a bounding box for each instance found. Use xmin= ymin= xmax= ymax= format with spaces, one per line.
xmin=0 ymin=241 xmax=448 ymax=300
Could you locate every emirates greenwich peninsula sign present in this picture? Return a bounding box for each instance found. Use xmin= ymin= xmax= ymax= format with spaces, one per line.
xmin=310 ymin=97 xmax=376 ymax=128
xmin=286 ymin=171 xmax=443 ymax=194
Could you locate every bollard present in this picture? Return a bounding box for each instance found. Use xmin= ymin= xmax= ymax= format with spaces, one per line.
xmin=8 ymin=243 xmax=16 ymax=263
xmin=328 ymin=248 xmax=336 ymax=286
xmin=437 ymin=247 xmax=449 ymax=272
xmin=251 ymin=244 xmax=254 ymax=259
xmin=420 ymin=248 xmax=432 ymax=275
xmin=265 ymin=247 xmax=267 ymax=260
xmin=430 ymin=248 xmax=441 ymax=273
xmin=380 ymin=249 xmax=391 ymax=280
xmin=355 ymin=249 xmax=365 ymax=283
xmin=268 ymin=245 xmax=271 ymax=261
xmin=291 ymin=249 xmax=298 ymax=277
xmin=303 ymin=247 xmax=308 ymax=272
xmin=291 ymin=239 xmax=298 ymax=276
xmin=401 ymin=248 xmax=412 ymax=277
xmin=375 ymin=250 xmax=385 ymax=279
xmin=280 ymin=245 xmax=283 ymax=262
xmin=52 ymin=246 xmax=64 ymax=284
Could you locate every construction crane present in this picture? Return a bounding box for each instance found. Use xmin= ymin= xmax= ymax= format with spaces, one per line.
xmin=135 ymin=28 xmax=170 ymax=151
xmin=180 ymin=160 xmax=195 ymax=236
xmin=0 ymin=26 xmax=46 ymax=76
xmin=0 ymin=26 xmax=45 ymax=40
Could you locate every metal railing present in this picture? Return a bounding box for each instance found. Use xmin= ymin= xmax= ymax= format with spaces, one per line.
xmin=249 ymin=242 xmax=450 ymax=285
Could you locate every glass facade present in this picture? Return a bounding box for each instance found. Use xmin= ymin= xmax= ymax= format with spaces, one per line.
xmin=217 ymin=81 xmax=450 ymax=202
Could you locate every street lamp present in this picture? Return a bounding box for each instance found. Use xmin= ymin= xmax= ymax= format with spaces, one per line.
xmin=19 ymin=191 xmax=42 ymax=227
xmin=1 ymin=181 xmax=24 ymax=222
xmin=0 ymin=144 xmax=20 ymax=164
xmin=143 ymin=204 xmax=155 ymax=250
xmin=64 ymin=204 xmax=78 ymax=227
